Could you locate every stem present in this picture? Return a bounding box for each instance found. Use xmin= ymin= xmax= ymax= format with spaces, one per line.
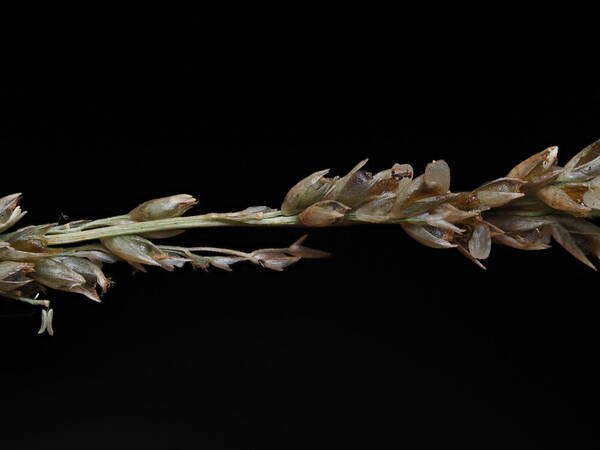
xmin=2 ymin=293 xmax=50 ymax=307
xmin=160 ymin=245 xmax=253 ymax=259
xmin=43 ymin=209 xmax=425 ymax=246
xmin=45 ymin=211 xmax=302 ymax=245
xmin=41 ymin=205 xmax=430 ymax=246
xmin=46 ymin=215 xmax=130 ymax=234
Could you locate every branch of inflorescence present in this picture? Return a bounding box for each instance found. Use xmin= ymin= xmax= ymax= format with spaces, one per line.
xmin=43 ymin=205 xmax=574 ymax=247
xmin=43 ymin=210 xmax=426 ymax=246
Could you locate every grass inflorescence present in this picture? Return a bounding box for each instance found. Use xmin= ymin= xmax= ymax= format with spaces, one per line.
xmin=2 ymin=139 xmax=600 ymax=334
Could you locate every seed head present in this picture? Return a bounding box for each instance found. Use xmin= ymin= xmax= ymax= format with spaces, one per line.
xmin=298 ymin=200 xmax=351 ymax=227
xmin=30 ymin=258 xmax=90 ymax=296
xmin=0 ymin=193 xmax=26 ymax=233
xmin=281 ymin=169 xmax=336 ymax=216
xmin=323 ymin=159 xmax=374 ymax=207
xmin=0 ymin=261 xmax=34 ymax=292
xmin=558 ymin=139 xmax=600 ymax=182
xmin=101 ymin=235 xmax=186 ymax=272
xmin=507 ymin=146 xmax=559 ymax=180
xmin=129 ymin=194 xmax=198 ymax=221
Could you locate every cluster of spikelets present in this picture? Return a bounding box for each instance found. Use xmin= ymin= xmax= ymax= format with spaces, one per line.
xmin=0 ymin=194 xmax=328 ymax=334
xmin=281 ymin=139 xmax=600 ymax=269
xmin=1 ymin=139 xmax=600 ymax=334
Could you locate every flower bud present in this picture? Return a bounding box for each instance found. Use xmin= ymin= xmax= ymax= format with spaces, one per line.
xmin=447 ymin=191 xmax=481 ymax=211
xmin=583 ymin=186 xmax=600 ymax=209
xmin=536 ymin=185 xmax=591 ymax=217
xmin=391 ymin=175 xmax=427 ymax=215
xmin=400 ymin=223 xmax=456 ymax=249
xmin=298 ymin=200 xmax=351 ymax=227
xmin=424 ymin=160 xmax=450 ymax=195
xmin=128 ymin=194 xmax=197 ymax=221
xmin=330 ymin=169 xmax=375 ymax=208
xmin=208 ymin=256 xmax=245 ymax=271
xmin=395 ymin=193 xmax=460 ymax=219
xmin=101 ymin=235 xmax=166 ymax=270
xmin=476 ymin=177 xmax=524 ymax=193
xmin=68 ymin=249 xmax=119 ymax=264
xmin=5 ymin=225 xmax=53 ymax=252
xmin=353 ymin=192 xmax=397 ymax=221
xmin=557 ymin=216 xmax=600 ymax=260
xmin=281 ymin=169 xmax=336 ymax=216
xmin=101 ymin=235 xmax=185 ymax=272
xmin=30 ymin=258 xmax=87 ymax=293
xmin=493 ymin=231 xmax=551 ymax=251
xmin=507 ymin=146 xmax=558 ymax=180
xmin=553 ymin=215 xmax=600 ymax=235
xmin=0 ymin=193 xmax=27 ymax=233
xmin=475 ymin=178 xmax=525 ymax=208
xmin=53 ymin=256 xmax=111 ymax=294
xmin=0 ymin=240 xmax=58 ymax=261
xmin=467 ymin=222 xmax=492 ymax=260
xmin=474 ymin=178 xmax=525 ymax=209
xmin=482 ymin=215 xmax=552 ymax=250
xmin=354 ymin=165 xmax=414 ymax=220
xmin=417 ymin=203 xmax=478 ymax=233
xmin=522 ymin=168 xmax=563 ymax=191
xmin=0 ymin=261 xmax=34 ymax=292
xmin=558 ymin=139 xmax=600 ymax=182
xmin=323 ymin=159 xmax=375 ymax=207
xmin=371 ymin=164 xmax=413 ymax=185
xmin=252 ymin=251 xmax=301 ymax=271
xmin=485 ymin=215 xmax=552 ymax=233
xmin=391 ymin=165 xmax=456 ymax=217
xmin=549 ymin=221 xmax=596 ymax=269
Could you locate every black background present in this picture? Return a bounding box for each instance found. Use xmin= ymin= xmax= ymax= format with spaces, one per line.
xmin=1 ymin=26 xmax=599 ymax=448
